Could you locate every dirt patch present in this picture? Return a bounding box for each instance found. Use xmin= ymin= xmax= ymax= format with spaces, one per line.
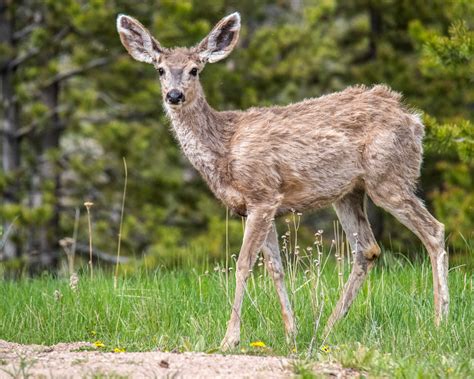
xmin=0 ymin=340 xmax=358 ymax=378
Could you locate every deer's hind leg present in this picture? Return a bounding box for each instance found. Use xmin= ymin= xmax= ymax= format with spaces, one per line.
xmin=367 ymin=185 xmax=449 ymax=325
xmin=324 ymin=188 xmax=380 ymax=335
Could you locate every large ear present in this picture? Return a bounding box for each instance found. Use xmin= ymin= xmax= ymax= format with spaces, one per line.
xmin=116 ymin=14 xmax=163 ymax=63
xmin=196 ymin=12 xmax=241 ymax=63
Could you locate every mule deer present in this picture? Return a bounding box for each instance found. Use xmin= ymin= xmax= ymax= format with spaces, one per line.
xmin=117 ymin=12 xmax=449 ymax=349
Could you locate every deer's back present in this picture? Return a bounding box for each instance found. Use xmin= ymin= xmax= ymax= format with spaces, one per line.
xmin=227 ymin=85 xmax=424 ymax=210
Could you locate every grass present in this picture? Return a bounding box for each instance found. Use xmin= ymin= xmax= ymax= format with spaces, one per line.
xmin=0 ymin=252 xmax=472 ymax=378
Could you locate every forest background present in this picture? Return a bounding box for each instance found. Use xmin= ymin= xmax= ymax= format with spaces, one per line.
xmin=0 ymin=0 xmax=472 ymax=275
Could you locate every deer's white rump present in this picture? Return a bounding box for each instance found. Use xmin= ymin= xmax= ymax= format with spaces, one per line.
xmin=117 ymin=12 xmax=449 ymax=350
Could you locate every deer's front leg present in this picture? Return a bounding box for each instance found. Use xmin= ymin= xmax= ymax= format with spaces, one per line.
xmin=262 ymin=222 xmax=296 ymax=344
xmin=220 ymin=204 xmax=277 ymax=350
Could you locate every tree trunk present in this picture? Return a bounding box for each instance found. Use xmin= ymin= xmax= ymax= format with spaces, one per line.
xmin=0 ymin=0 xmax=20 ymax=261
xmin=368 ymin=2 xmax=382 ymax=60
xmin=30 ymin=82 xmax=62 ymax=272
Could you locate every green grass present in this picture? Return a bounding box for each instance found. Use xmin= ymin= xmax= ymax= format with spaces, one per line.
xmin=0 ymin=254 xmax=472 ymax=378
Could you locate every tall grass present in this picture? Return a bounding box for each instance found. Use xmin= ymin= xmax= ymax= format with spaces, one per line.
xmin=0 ymin=251 xmax=472 ymax=377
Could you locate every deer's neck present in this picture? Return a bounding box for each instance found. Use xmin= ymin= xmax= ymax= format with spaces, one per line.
xmin=166 ymin=94 xmax=237 ymax=202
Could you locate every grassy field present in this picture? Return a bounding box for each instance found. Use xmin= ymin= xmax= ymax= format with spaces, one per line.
xmin=0 ymin=249 xmax=472 ymax=378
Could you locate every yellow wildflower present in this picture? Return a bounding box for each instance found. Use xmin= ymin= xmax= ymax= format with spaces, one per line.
xmin=250 ymin=341 xmax=266 ymax=348
xmin=320 ymin=345 xmax=330 ymax=353
xmin=113 ymin=347 xmax=126 ymax=353
xmin=94 ymin=341 xmax=105 ymax=348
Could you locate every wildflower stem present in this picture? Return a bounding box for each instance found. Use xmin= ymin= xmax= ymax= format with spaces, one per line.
xmin=225 ymin=207 xmax=229 ymax=300
xmin=114 ymin=157 xmax=128 ymax=290
xmin=84 ymin=202 xmax=94 ymax=280
xmin=71 ymin=207 xmax=80 ymax=269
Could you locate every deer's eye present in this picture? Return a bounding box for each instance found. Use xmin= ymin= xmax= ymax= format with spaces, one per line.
xmin=158 ymin=67 xmax=165 ymax=76
xmin=189 ymin=67 xmax=198 ymax=76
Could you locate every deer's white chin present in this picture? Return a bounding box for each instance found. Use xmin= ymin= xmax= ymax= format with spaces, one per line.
xmin=164 ymin=101 xmax=190 ymax=119
xmin=164 ymin=99 xmax=197 ymax=114
xmin=164 ymin=102 xmax=183 ymax=114
xmin=167 ymin=102 xmax=183 ymax=109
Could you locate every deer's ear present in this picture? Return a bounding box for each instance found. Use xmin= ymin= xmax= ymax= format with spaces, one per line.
xmin=117 ymin=14 xmax=163 ymax=63
xmin=197 ymin=12 xmax=241 ymax=63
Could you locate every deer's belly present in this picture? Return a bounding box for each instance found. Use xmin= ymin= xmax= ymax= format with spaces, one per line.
xmin=279 ymin=173 xmax=361 ymax=212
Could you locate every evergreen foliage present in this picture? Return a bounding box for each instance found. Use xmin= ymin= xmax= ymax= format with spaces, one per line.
xmin=0 ymin=0 xmax=472 ymax=271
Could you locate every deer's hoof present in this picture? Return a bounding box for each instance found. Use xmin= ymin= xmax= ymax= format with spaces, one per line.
xmin=220 ymin=334 xmax=240 ymax=351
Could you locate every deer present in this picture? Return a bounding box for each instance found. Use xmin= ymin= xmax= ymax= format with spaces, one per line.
xmin=116 ymin=12 xmax=449 ymax=350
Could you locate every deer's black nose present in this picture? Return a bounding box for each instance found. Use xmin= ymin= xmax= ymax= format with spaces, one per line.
xmin=166 ymin=90 xmax=185 ymax=104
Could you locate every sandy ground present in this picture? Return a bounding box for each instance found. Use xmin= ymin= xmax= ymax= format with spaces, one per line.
xmin=0 ymin=340 xmax=359 ymax=378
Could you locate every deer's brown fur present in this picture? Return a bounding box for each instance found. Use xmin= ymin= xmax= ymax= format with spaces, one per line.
xmin=117 ymin=12 xmax=449 ymax=350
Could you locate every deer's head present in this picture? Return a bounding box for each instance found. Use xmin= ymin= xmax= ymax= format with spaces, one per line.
xmin=117 ymin=13 xmax=241 ymax=110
